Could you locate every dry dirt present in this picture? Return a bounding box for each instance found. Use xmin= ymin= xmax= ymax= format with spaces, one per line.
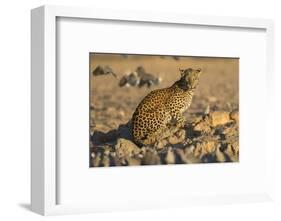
xmin=90 ymin=54 xmax=239 ymax=167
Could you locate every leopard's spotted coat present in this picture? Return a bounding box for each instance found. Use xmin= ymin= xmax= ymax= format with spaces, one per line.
xmin=131 ymin=68 xmax=202 ymax=146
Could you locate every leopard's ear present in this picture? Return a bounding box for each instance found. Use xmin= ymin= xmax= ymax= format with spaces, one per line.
xmin=179 ymin=68 xmax=185 ymax=77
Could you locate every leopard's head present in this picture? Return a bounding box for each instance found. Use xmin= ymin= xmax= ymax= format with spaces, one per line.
xmin=177 ymin=68 xmax=202 ymax=91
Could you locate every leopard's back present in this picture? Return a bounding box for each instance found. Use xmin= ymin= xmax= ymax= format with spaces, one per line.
xmin=132 ymin=88 xmax=172 ymax=145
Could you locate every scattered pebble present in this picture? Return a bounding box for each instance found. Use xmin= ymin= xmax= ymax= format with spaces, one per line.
xmin=208 ymin=96 xmax=218 ymax=102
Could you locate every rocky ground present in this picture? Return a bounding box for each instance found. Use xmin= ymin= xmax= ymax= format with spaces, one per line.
xmin=90 ymin=54 xmax=239 ymax=167
xmin=90 ymin=110 xmax=239 ymax=166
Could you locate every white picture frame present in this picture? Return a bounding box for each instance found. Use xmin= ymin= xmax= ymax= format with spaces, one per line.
xmin=31 ymin=5 xmax=275 ymax=216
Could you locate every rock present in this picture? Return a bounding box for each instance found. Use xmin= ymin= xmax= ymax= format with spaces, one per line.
xmin=117 ymin=122 xmax=133 ymax=140
xmin=119 ymin=71 xmax=139 ymax=87
xmin=193 ymin=144 xmax=202 ymax=158
xmin=230 ymin=155 xmax=239 ymax=162
xmin=136 ymin=66 xmax=161 ymax=88
xmin=222 ymin=124 xmax=238 ymax=139
xmin=229 ymin=110 xmax=239 ymax=122
xmin=90 ymin=119 xmax=95 ymax=127
xmin=118 ymin=110 xmax=125 ymax=118
xmin=182 ymin=145 xmax=202 ymax=163
xmin=174 ymin=148 xmax=188 ymax=163
xmin=197 ymin=141 xmax=216 ymax=155
xmin=101 ymin=155 xmax=110 ymax=167
xmin=193 ymin=121 xmax=211 ymax=133
xmin=208 ymin=96 xmax=217 ymax=102
xmin=186 ymin=145 xmax=195 ymax=154
xmin=223 ymin=143 xmax=239 ymax=162
xmin=165 ymin=147 xmax=175 ymax=164
xmin=175 ymin=148 xmax=201 ymax=164
xmin=155 ymin=139 xmax=168 ymax=150
xmin=115 ymin=138 xmax=141 ymax=159
xmin=193 ymin=115 xmax=203 ymax=124
xmin=92 ymin=152 xmax=102 ymax=167
xmin=106 ymin=107 xmax=116 ymax=114
xmin=119 ymin=66 xmax=161 ymax=88
xmin=111 ymin=155 xmax=123 ymax=166
xmin=90 ymin=103 xmax=95 ymax=110
xmin=176 ymin=129 xmax=186 ymax=140
xmin=204 ymin=141 xmax=216 ymax=154
xmin=232 ymin=141 xmax=239 ymax=153
xmin=204 ymin=105 xmax=210 ymax=114
xmin=209 ymin=111 xmax=231 ymax=127
xmin=92 ymin=65 xmax=116 ymax=77
xmin=140 ymin=146 xmax=147 ymax=156
xmin=103 ymin=145 xmax=111 ymax=156
xmin=168 ymin=135 xmax=179 ymax=145
xmin=126 ymin=157 xmax=141 ymax=166
xmin=91 ymin=103 xmax=239 ymax=166
xmin=142 ymin=148 xmax=161 ymax=165
xmin=168 ymin=129 xmax=186 ymax=144
xmin=215 ymin=146 xmax=226 ymax=162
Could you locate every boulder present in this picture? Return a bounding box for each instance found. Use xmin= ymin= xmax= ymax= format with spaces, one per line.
xmin=209 ymin=111 xmax=231 ymax=127
xmin=126 ymin=157 xmax=141 ymax=166
xmin=142 ymin=148 xmax=161 ymax=165
xmin=165 ymin=147 xmax=175 ymax=164
xmin=155 ymin=139 xmax=168 ymax=150
xmin=193 ymin=121 xmax=211 ymax=133
xmin=115 ymin=138 xmax=141 ymax=159
xmin=168 ymin=129 xmax=186 ymax=144
xmin=215 ymin=146 xmax=226 ymax=162
xmin=229 ymin=110 xmax=239 ymax=122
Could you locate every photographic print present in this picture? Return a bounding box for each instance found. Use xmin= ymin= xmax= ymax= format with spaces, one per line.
xmin=89 ymin=53 xmax=239 ymax=167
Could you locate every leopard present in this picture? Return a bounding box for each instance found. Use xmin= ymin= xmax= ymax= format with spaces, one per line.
xmin=131 ymin=68 xmax=202 ymax=146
